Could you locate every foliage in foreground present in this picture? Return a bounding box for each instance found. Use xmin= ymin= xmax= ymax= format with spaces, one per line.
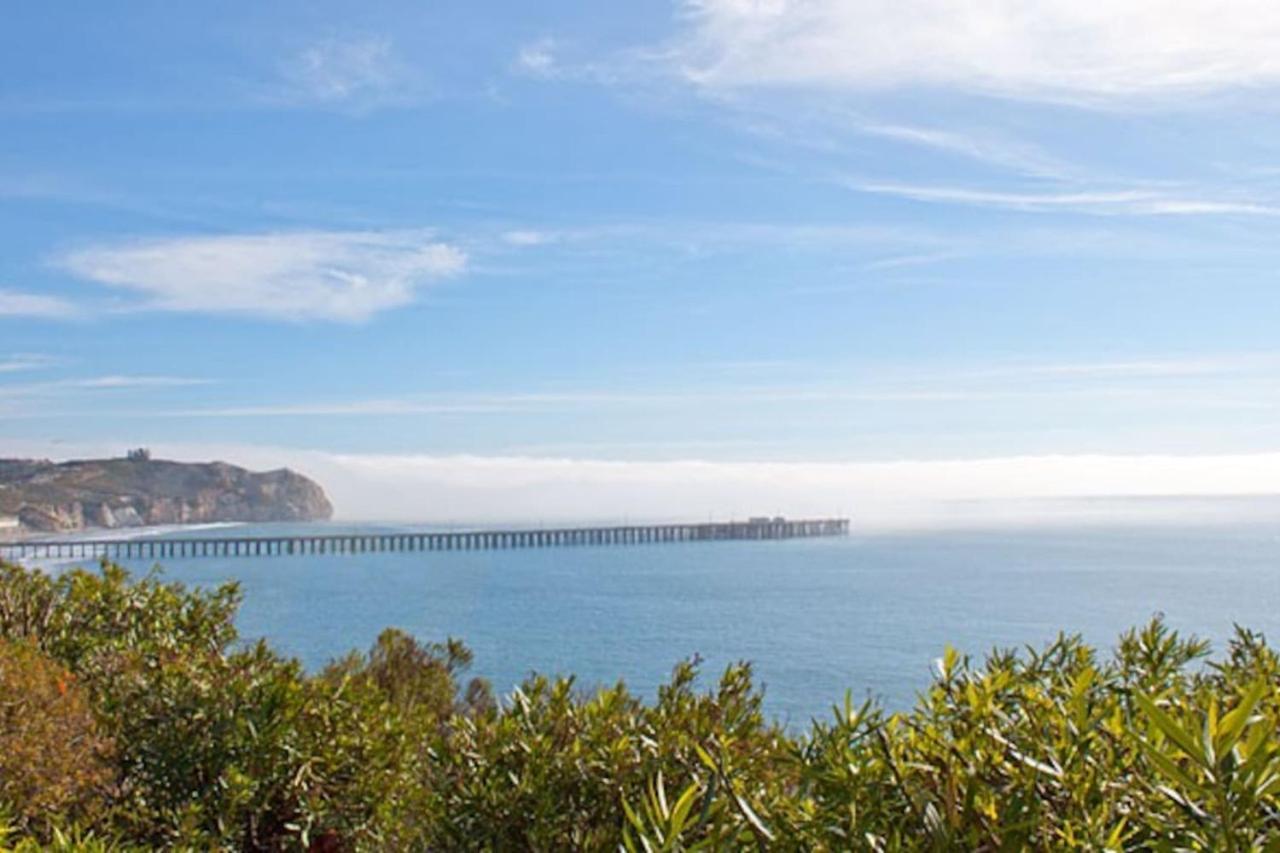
xmin=2 ymin=559 xmax=1280 ymax=850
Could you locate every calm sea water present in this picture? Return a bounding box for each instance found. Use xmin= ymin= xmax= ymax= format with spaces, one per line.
xmin=58 ymin=514 xmax=1280 ymax=724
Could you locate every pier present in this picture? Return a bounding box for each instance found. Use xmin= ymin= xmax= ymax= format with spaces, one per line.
xmin=0 ymin=517 xmax=849 ymax=562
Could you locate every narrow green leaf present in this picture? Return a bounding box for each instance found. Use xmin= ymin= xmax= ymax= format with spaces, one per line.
xmin=1134 ymin=691 xmax=1207 ymax=766
xmin=1217 ymin=680 xmax=1267 ymax=756
xmin=623 ymin=797 xmax=645 ymax=833
xmin=1136 ymin=737 xmax=1206 ymax=797
xmin=669 ymin=782 xmax=701 ymax=838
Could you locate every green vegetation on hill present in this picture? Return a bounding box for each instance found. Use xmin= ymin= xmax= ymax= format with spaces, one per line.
xmin=2 ymin=560 xmax=1280 ymax=850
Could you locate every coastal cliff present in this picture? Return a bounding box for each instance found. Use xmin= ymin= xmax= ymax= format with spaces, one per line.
xmin=0 ymin=455 xmax=333 ymax=534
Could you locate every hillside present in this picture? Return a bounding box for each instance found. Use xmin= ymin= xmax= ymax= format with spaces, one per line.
xmin=0 ymin=455 xmax=333 ymax=534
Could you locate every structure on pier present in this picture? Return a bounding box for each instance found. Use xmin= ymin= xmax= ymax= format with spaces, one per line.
xmin=0 ymin=517 xmax=849 ymax=563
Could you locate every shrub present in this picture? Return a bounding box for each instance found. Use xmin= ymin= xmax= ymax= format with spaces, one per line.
xmin=0 ymin=560 xmax=239 ymax=676
xmin=322 ymin=628 xmax=494 ymax=722
xmin=0 ymin=640 xmax=113 ymax=837
xmin=3 ymin=558 xmax=1280 ymax=850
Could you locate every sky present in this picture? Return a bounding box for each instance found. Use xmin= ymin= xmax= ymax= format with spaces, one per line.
xmin=3 ymin=1 xmax=1280 ymax=523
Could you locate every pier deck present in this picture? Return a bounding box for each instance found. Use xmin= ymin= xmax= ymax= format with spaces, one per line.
xmin=1 ymin=517 xmax=849 ymax=562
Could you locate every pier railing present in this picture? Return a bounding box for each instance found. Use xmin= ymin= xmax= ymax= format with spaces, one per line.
xmin=1 ymin=518 xmax=849 ymax=562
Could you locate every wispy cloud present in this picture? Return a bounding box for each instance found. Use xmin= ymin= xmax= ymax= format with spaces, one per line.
xmin=510 ymin=37 xmax=631 ymax=86
xmin=0 ymin=354 xmax=59 ymax=373
xmin=270 ymin=37 xmax=424 ymax=110
xmin=155 ymin=399 xmax=514 ymax=418
xmin=861 ymin=251 xmax=962 ymax=272
xmin=0 ymin=288 xmax=80 ymax=320
xmin=960 ymin=355 xmax=1280 ymax=381
xmin=59 ymin=230 xmax=468 ymax=322
xmin=0 ymin=373 xmax=213 ymax=417
xmin=850 ymin=181 xmax=1280 ymax=217
xmin=856 ymin=122 xmax=1078 ymax=180
xmin=672 ymin=0 xmax=1280 ymax=103
xmin=153 ymin=391 xmax=974 ymax=419
xmin=62 ymin=375 xmax=212 ymax=389
xmin=501 ymin=229 xmax=556 ymax=247
xmin=0 ymin=375 xmax=211 ymax=393
xmin=514 ymin=39 xmax=559 ymax=77
xmin=109 ymin=353 xmax=1280 ymax=419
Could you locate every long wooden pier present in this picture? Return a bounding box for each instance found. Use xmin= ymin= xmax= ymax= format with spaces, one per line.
xmin=0 ymin=517 xmax=849 ymax=562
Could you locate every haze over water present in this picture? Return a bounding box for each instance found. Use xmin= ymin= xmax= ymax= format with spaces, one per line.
xmin=90 ymin=504 xmax=1280 ymax=723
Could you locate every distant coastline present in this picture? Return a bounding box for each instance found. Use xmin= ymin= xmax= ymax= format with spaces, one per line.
xmin=0 ymin=452 xmax=332 ymax=538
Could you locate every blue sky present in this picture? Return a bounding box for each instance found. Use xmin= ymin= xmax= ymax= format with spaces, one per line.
xmin=3 ymin=1 xmax=1280 ymax=520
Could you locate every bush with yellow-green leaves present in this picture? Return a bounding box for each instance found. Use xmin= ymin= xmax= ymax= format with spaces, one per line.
xmin=2 ymin=559 xmax=1279 ymax=850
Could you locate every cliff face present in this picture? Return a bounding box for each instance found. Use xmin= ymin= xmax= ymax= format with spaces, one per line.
xmin=0 ymin=457 xmax=334 ymax=534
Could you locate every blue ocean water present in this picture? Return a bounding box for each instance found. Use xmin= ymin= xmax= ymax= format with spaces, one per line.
xmin=79 ymin=515 xmax=1280 ymax=724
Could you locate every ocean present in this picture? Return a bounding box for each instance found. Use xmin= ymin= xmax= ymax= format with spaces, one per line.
xmin=37 ymin=508 xmax=1280 ymax=724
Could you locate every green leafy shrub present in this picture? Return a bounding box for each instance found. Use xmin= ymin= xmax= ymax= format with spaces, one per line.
xmin=3 ymin=558 xmax=1280 ymax=850
xmin=0 ymin=562 xmax=409 ymax=850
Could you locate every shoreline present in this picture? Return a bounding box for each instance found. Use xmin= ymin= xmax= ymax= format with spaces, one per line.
xmin=3 ymin=520 xmax=247 ymax=545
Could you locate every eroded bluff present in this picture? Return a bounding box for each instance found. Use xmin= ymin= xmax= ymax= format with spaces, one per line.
xmin=0 ymin=457 xmax=333 ymax=534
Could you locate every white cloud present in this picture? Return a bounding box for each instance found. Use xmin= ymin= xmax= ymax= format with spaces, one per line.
xmin=514 ymin=39 xmax=559 ymax=76
xmin=1136 ymin=199 xmax=1280 ymax=216
xmin=0 ymin=288 xmax=79 ymax=319
xmin=0 ymin=375 xmax=212 ymax=403
xmin=60 ymin=230 xmax=468 ymax=322
xmin=861 ymin=251 xmax=962 ymax=271
xmin=155 ymin=399 xmax=515 ymax=418
xmin=968 ymin=356 xmax=1279 ymax=380
xmin=674 ymin=0 xmax=1280 ymax=101
xmin=63 ymin=375 xmax=212 ymax=389
xmin=274 ymin=38 xmax=421 ymax=109
xmin=510 ymin=38 xmax=625 ymax=85
xmin=501 ymin=229 xmax=555 ymax=247
xmin=851 ymin=181 xmax=1280 ymax=216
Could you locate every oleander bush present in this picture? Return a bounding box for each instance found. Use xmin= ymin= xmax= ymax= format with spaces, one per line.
xmin=0 ymin=639 xmax=113 ymax=837
xmin=2 ymin=558 xmax=1280 ymax=851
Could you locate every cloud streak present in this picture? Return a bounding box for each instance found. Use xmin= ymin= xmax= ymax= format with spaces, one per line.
xmin=0 ymin=374 xmax=213 ymax=418
xmin=61 ymin=375 xmax=213 ymax=389
xmin=0 ymin=288 xmax=80 ymax=320
xmin=59 ymin=230 xmax=468 ymax=322
xmin=87 ymin=353 xmax=1280 ymax=419
xmin=855 ymin=122 xmax=1081 ymax=180
xmin=0 ymin=375 xmax=212 ymax=399
xmin=0 ymin=354 xmax=59 ymax=373
xmin=850 ymin=181 xmax=1280 ymax=217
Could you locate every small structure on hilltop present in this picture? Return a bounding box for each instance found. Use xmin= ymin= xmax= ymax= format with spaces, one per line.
xmin=126 ymin=448 xmax=152 ymax=462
